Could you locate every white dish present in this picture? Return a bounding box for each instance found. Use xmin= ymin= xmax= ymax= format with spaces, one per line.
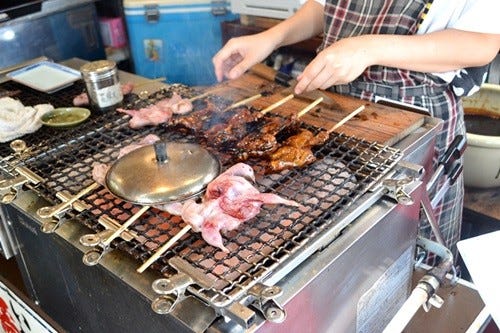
xmin=6 ymin=61 xmax=81 ymax=94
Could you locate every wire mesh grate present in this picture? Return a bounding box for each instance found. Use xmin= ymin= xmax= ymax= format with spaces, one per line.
xmin=0 ymin=81 xmax=403 ymax=307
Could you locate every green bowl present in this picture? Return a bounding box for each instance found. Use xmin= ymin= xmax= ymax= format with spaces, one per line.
xmin=41 ymin=107 xmax=91 ymax=128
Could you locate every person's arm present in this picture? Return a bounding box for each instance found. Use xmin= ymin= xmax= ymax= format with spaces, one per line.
xmin=295 ymin=29 xmax=500 ymax=93
xmin=212 ymin=0 xmax=324 ymax=82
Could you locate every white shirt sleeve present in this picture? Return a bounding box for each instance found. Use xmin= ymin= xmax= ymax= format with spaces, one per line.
xmin=417 ymin=0 xmax=500 ymax=83
xmin=314 ymin=0 xmax=325 ymax=6
xmin=418 ymin=0 xmax=500 ymax=34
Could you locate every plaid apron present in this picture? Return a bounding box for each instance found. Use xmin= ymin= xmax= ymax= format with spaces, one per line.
xmin=320 ymin=0 xmax=466 ymax=258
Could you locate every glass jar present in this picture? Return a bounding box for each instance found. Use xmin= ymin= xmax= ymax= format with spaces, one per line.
xmin=80 ymin=60 xmax=123 ymax=112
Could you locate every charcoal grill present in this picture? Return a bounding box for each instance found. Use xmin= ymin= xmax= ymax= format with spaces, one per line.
xmin=0 ymin=59 xmax=442 ymax=332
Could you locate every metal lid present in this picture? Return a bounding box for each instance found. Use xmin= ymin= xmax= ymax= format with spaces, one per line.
xmin=80 ymin=60 xmax=117 ymax=78
xmin=105 ymin=141 xmax=220 ymax=205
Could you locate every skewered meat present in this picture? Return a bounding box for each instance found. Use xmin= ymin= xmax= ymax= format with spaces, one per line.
xmin=232 ymin=115 xmax=299 ymax=160
xmin=72 ymin=92 xmax=89 ymax=106
xmin=174 ymin=106 xmax=213 ymax=132
xmin=117 ymin=104 xmax=172 ymax=129
xmin=284 ymin=128 xmax=329 ymax=147
xmin=269 ymin=145 xmax=316 ymax=172
xmin=173 ymin=163 xmax=299 ymax=252
xmin=204 ymin=107 xmax=263 ymax=149
xmin=73 ymin=82 xmax=135 ymax=106
xmin=155 ymin=92 xmax=193 ymax=115
xmin=117 ymin=92 xmax=193 ymax=128
xmin=268 ymin=129 xmax=329 ymax=172
xmin=91 ymin=134 xmax=161 ymax=185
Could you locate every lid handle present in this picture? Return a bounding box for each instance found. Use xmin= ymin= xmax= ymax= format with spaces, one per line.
xmin=154 ymin=142 xmax=168 ymax=164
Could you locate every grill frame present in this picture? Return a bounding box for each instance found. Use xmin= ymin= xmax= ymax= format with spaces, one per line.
xmin=0 ymin=79 xmax=403 ymax=311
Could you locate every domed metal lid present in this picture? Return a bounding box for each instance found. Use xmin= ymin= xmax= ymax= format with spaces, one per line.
xmin=105 ymin=141 xmax=220 ymax=205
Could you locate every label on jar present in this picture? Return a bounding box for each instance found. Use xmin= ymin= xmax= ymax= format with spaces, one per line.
xmin=92 ymin=84 xmax=123 ymax=108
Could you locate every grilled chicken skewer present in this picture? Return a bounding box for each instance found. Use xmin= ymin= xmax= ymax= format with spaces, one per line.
xmin=233 ymin=97 xmax=323 ymax=160
xmin=268 ymin=103 xmax=366 ymax=172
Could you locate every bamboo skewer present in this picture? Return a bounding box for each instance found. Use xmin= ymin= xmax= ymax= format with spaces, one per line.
xmin=296 ymin=97 xmax=323 ymax=119
xmin=188 ymin=91 xmax=211 ymax=102
xmin=102 ymin=205 xmax=151 ymax=247
xmin=327 ymin=105 xmax=366 ymax=133
xmin=36 ymin=182 xmax=100 ymax=219
xmin=134 ymin=77 xmax=166 ymax=89
xmin=223 ymin=93 xmax=262 ymax=112
xmin=260 ymin=94 xmax=294 ymax=114
xmin=137 ymin=224 xmax=192 ymax=273
xmin=133 ymin=101 xmax=361 ymax=274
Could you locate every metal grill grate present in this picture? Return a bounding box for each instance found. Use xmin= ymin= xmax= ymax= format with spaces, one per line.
xmin=0 ymin=81 xmax=403 ymax=307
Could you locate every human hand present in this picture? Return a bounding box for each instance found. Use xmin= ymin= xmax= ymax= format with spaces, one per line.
xmin=294 ymin=36 xmax=373 ymax=94
xmin=212 ymin=33 xmax=276 ymax=82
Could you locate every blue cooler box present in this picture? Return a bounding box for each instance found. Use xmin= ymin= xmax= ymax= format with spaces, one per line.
xmin=124 ymin=0 xmax=238 ymax=86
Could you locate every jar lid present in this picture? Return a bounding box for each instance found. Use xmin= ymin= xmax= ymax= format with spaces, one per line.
xmin=80 ymin=60 xmax=117 ymax=76
xmin=105 ymin=141 xmax=220 ymax=205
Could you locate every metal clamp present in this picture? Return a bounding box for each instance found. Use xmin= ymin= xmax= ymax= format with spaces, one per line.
xmin=382 ymin=176 xmax=415 ymax=205
xmin=151 ymin=256 xmax=214 ymax=314
xmin=79 ymin=215 xmax=140 ymax=266
xmin=248 ymin=284 xmax=286 ymax=323
xmin=37 ymin=182 xmax=99 ymax=233
xmin=151 ymin=272 xmax=193 ymax=314
xmin=0 ymin=166 xmax=43 ymax=203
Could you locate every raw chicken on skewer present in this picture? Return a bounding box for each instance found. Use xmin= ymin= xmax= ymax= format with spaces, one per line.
xmin=137 ymin=162 xmax=300 ymax=273
xmin=116 ymin=92 xmax=193 ymax=128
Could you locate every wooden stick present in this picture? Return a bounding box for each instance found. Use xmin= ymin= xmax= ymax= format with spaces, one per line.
xmin=223 ymin=93 xmax=262 ymax=112
xmin=327 ymin=105 xmax=366 ymax=134
xmin=134 ymin=77 xmax=166 ymax=88
xmin=136 ymin=225 xmax=192 ymax=273
xmin=260 ymin=94 xmax=294 ymax=114
xmin=296 ymin=97 xmax=323 ymax=119
xmin=188 ymin=91 xmax=211 ymax=102
xmin=102 ymin=205 xmax=150 ymax=247
xmin=37 ymin=182 xmax=100 ymax=218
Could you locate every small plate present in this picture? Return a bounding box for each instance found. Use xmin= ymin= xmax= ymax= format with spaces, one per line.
xmin=41 ymin=107 xmax=91 ymax=128
xmin=6 ymin=61 xmax=81 ymax=93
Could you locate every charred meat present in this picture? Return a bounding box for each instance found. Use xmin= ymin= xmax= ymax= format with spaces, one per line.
xmin=268 ymin=129 xmax=329 ymax=172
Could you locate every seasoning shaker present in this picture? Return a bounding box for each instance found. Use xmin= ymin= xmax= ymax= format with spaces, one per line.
xmin=80 ymin=60 xmax=123 ymax=112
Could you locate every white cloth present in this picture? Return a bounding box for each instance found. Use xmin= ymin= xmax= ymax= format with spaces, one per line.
xmin=0 ymin=97 xmax=54 ymax=143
